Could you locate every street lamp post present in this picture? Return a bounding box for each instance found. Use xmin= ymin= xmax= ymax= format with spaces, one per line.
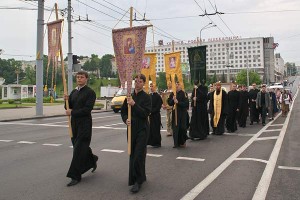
xmin=199 ymin=23 xmax=216 ymax=45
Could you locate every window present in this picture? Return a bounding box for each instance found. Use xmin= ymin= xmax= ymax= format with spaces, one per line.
xmin=253 ymin=41 xmax=255 ymax=44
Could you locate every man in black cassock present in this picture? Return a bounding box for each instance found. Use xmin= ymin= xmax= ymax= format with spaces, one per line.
xmin=248 ymin=83 xmax=260 ymax=125
xmin=207 ymin=84 xmax=215 ymax=133
xmin=64 ymin=71 xmax=98 ymax=187
xmin=147 ymin=82 xmax=163 ymax=147
xmin=189 ymin=80 xmax=209 ymax=140
xmin=226 ymin=83 xmax=240 ymax=133
xmin=238 ymin=85 xmax=249 ymax=128
xmin=121 ymin=74 xmax=151 ymax=193
xmin=208 ymin=82 xmax=228 ymax=135
xmin=167 ymin=81 xmax=189 ymax=148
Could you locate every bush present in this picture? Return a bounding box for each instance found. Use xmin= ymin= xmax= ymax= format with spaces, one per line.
xmin=8 ymin=99 xmax=15 ymax=104
xmin=21 ymin=97 xmax=36 ymax=103
xmin=0 ymin=99 xmax=3 ymax=104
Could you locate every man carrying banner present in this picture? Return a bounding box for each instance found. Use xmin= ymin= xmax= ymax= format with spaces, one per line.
xmin=249 ymin=83 xmax=260 ymax=125
xmin=208 ymin=82 xmax=228 ymax=135
xmin=148 ymin=82 xmax=163 ymax=148
xmin=226 ymin=83 xmax=240 ymax=132
xmin=167 ymin=81 xmax=189 ymax=148
xmin=121 ymin=74 xmax=151 ymax=193
xmin=64 ymin=71 xmax=98 ymax=187
xmin=189 ymin=80 xmax=209 ymax=140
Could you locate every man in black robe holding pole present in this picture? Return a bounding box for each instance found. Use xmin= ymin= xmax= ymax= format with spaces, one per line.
xmin=147 ymin=82 xmax=163 ymax=147
xmin=121 ymin=74 xmax=151 ymax=193
xmin=189 ymin=80 xmax=209 ymax=140
xmin=226 ymin=83 xmax=240 ymax=133
xmin=168 ymin=81 xmax=189 ymax=148
xmin=209 ymin=82 xmax=228 ymax=135
xmin=248 ymin=83 xmax=260 ymax=125
xmin=64 ymin=71 xmax=98 ymax=187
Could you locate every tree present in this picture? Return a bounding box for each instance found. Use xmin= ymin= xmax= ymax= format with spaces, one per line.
xmin=157 ymin=72 xmax=167 ymax=90
xmin=24 ymin=66 xmax=36 ymax=84
xmin=236 ymin=69 xmax=261 ymax=86
xmin=0 ymin=58 xmax=24 ymax=84
xmin=99 ymin=54 xmax=114 ymax=77
xmin=221 ymin=71 xmax=226 ymax=83
xmin=82 ymin=54 xmax=100 ymax=74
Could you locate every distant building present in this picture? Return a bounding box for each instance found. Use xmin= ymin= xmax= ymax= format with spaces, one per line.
xmin=145 ymin=36 xmax=278 ymax=84
xmin=274 ymin=53 xmax=285 ymax=82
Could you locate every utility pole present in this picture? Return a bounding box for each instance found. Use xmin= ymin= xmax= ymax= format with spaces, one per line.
xmin=36 ymin=0 xmax=44 ymax=116
xmin=67 ymin=0 xmax=73 ymax=93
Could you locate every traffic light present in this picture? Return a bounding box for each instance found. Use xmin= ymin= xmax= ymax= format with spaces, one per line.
xmin=72 ymin=55 xmax=80 ymax=64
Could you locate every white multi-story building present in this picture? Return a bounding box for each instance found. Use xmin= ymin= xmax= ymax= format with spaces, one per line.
xmin=145 ymin=36 xmax=277 ymax=83
xmin=274 ymin=53 xmax=285 ymax=82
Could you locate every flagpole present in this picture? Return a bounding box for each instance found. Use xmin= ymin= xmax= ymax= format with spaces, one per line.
xmin=171 ymin=40 xmax=177 ymax=126
xmin=127 ymin=6 xmax=133 ymax=155
xmin=55 ymin=3 xmax=73 ymax=138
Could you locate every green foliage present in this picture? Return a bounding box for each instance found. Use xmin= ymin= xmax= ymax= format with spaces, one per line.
xmin=82 ymin=54 xmax=100 ymax=73
xmin=21 ymin=97 xmax=36 ymax=103
xmin=99 ymin=54 xmax=114 ymax=77
xmin=236 ymin=69 xmax=261 ymax=86
xmin=0 ymin=58 xmax=24 ymax=84
xmin=221 ymin=71 xmax=226 ymax=83
xmin=157 ymin=72 xmax=167 ymax=90
xmin=8 ymin=99 xmax=15 ymax=104
xmin=0 ymin=99 xmax=3 ymax=104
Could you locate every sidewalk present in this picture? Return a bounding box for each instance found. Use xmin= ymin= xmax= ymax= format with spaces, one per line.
xmin=0 ymin=100 xmax=112 ymax=122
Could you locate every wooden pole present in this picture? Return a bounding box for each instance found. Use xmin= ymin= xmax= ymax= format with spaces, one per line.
xmin=55 ymin=3 xmax=73 ymax=138
xmin=194 ymin=87 xmax=197 ymax=107
xmin=127 ymin=6 xmax=133 ymax=155
xmin=171 ymin=41 xmax=177 ymax=126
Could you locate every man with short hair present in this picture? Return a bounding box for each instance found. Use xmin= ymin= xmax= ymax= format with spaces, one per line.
xmin=248 ymin=83 xmax=260 ymax=125
xmin=162 ymin=81 xmax=173 ymax=136
xmin=121 ymin=74 xmax=151 ymax=193
xmin=256 ymin=85 xmax=270 ymax=126
xmin=64 ymin=71 xmax=98 ymax=187
xmin=147 ymin=83 xmax=163 ymax=147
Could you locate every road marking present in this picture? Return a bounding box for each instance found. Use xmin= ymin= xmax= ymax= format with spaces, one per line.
xmin=256 ymin=136 xmax=279 ymax=141
xmin=0 ymin=140 xmax=14 ymax=142
xmin=224 ymin=133 xmax=254 ymax=137
xmin=180 ymin=111 xmax=282 ymax=200
xmin=69 ymin=146 xmax=73 ymax=148
xmin=0 ymin=122 xmax=68 ymax=128
xmin=269 ymin=124 xmax=284 ymax=127
xmin=103 ymin=123 xmax=124 ymax=127
xmin=278 ymin=166 xmax=300 ymax=171
xmin=176 ymin=157 xmax=205 ymax=162
xmin=234 ymin=158 xmax=268 ymax=164
xmin=101 ymin=149 xmax=124 ymax=153
xmin=147 ymin=153 xmax=163 ymax=157
xmin=42 ymin=143 xmax=62 ymax=147
xmin=46 ymin=115 xmax=118 ymax=124
xmin=263 ymin=129 xmax=281 ymax=132
xmin=252 ymin=88 xmax=298 ymax=200
xmin=17 ymin=141 xmax=36 ymax=144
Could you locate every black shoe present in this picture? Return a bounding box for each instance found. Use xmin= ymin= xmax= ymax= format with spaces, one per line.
xmin=262 ymin=123 xmax=266 ymax=126
xmin=130 ymin=182 xmax=141 ymax=193
xmin=92 ymin=155 xmax=98 ymax=173
xmin=250 ymin=122 xmax=253 ymax=125
xmin=67 ymin=179 xmax=80 ymax=187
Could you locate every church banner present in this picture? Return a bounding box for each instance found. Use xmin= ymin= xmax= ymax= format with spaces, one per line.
xmin=112 ymin=26 xmax=148 ymax=95
xmin=188 ymin=46 xmax=207 ymax=85
xmin=141 ymin=53 xmax=157 ymax=93
xmin=164 ymin=52 xmax=184 ymax=91
xmin=47 ymin=19 xmax=63 ymax=59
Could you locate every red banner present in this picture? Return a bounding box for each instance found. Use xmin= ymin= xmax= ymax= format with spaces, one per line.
xmin=112 ymin=26 xmax=148 ymax=95
xmin=47 ymin=20 xmax=63 ymax=59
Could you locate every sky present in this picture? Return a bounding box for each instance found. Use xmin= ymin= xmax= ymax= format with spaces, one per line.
xmin=0 ymin=0 xmax=300 ymax=65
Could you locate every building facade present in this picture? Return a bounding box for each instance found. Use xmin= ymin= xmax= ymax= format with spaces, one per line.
xmin=274 ymin=53 xmax=285 ymax=82
xmin=145 ymin=36 xmax=277 ymax=84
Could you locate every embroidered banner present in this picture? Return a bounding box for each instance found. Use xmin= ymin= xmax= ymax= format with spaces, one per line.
xmin=47 ymin=20 xmax=63 ymax=59
xmin=164 ymin=52 xmax=184 ymax=91
xmin=141 ymin=53 xmax=157 ymax=93
xmin=112 ymin=26 xmax=148 ymax=95
xmin=188 ymin=46 xmax=207 ymax=85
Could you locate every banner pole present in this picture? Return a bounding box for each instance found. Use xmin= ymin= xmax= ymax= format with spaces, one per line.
xmin=55 ymin=3 xmax=73 ymax=138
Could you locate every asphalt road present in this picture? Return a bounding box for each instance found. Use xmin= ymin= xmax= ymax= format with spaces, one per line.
xmin=0 ymin=77 xmax=299 ymax=200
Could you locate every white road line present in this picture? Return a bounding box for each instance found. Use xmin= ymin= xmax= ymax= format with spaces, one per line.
xmin=278 ymin=166 xmax=300 ymax=171
xmin=46 ymin=115 xmax=118 ymax=125
xmin=234 ymin=158 xmax=268 ymax=164
xmin=101 ymin=149 xmax=124 ymax=153
xmin=42 ymin=143 xmax=62 ymax=147
xmin=269 ymin=124 xmax=284 ymax=127
xmin=93 ymin=126 xmax=127 ymax=130
xmin=263 ymin=129 xmax=282 ymax=132
xmin=69 ymin=146 xmax=73 ymax=148
xmin=224 ymin=133 xmax=254 ymax=137
xmin=103 ymin=123 xmax=124 ymax=127
xmin=0 ymin=122 xmax=68 ymax=128
xmin=176 ymin=157 xmax=205 ymax=162
xmin=17 ymin=141 xmax=36 ymax=144
xmin=147 ymin=153 xmax=163 ymax=157
xmin=0 ymin=140 xmax=14 ymax=142
xmin=255 ymin=136 xmax=278 ymax=141
xmin=252 ymin=88 xmax=298 ymax=200
xmin=180 ymin=111 xmax=281 ymax=200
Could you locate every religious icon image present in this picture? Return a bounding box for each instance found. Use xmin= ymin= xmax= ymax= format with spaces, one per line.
xmin=124 ymin=37 xmax=135 ymax=54
xmin=51 ymin=29 xmax=57 ymax=47
xmin=169 ymin=57 xmax=176 ymax=68
xmin=142 ymin=57 xmax=150 ymax=69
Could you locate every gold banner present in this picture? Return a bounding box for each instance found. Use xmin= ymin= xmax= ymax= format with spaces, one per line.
xmin=164 ymin=52 xmax=184 ymax=91
xmin=141 ymin=53 xmax=157 ymax=93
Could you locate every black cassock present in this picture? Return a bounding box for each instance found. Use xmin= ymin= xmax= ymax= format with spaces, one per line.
xmin=238 ymin=90 xmax=249 ymax=127
xmin=248 ymin=89 xmax=260 ymax=123
xmin=147 ymin=92 xmax=163 ymax=147
xmin=121 ymin=90 xmax=151 ymax=186
xmin=167 ymin=90 xmax=189 ymax=147
xmin=189 ymin=85 xmax=209 ymax=139
xmin=208 ymin=90 xmax=228 ymax=135
xmin=226 ymin=90 xmax=240 ymax=133
xmin=66 ymin=86 xmax=97 ymax=181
